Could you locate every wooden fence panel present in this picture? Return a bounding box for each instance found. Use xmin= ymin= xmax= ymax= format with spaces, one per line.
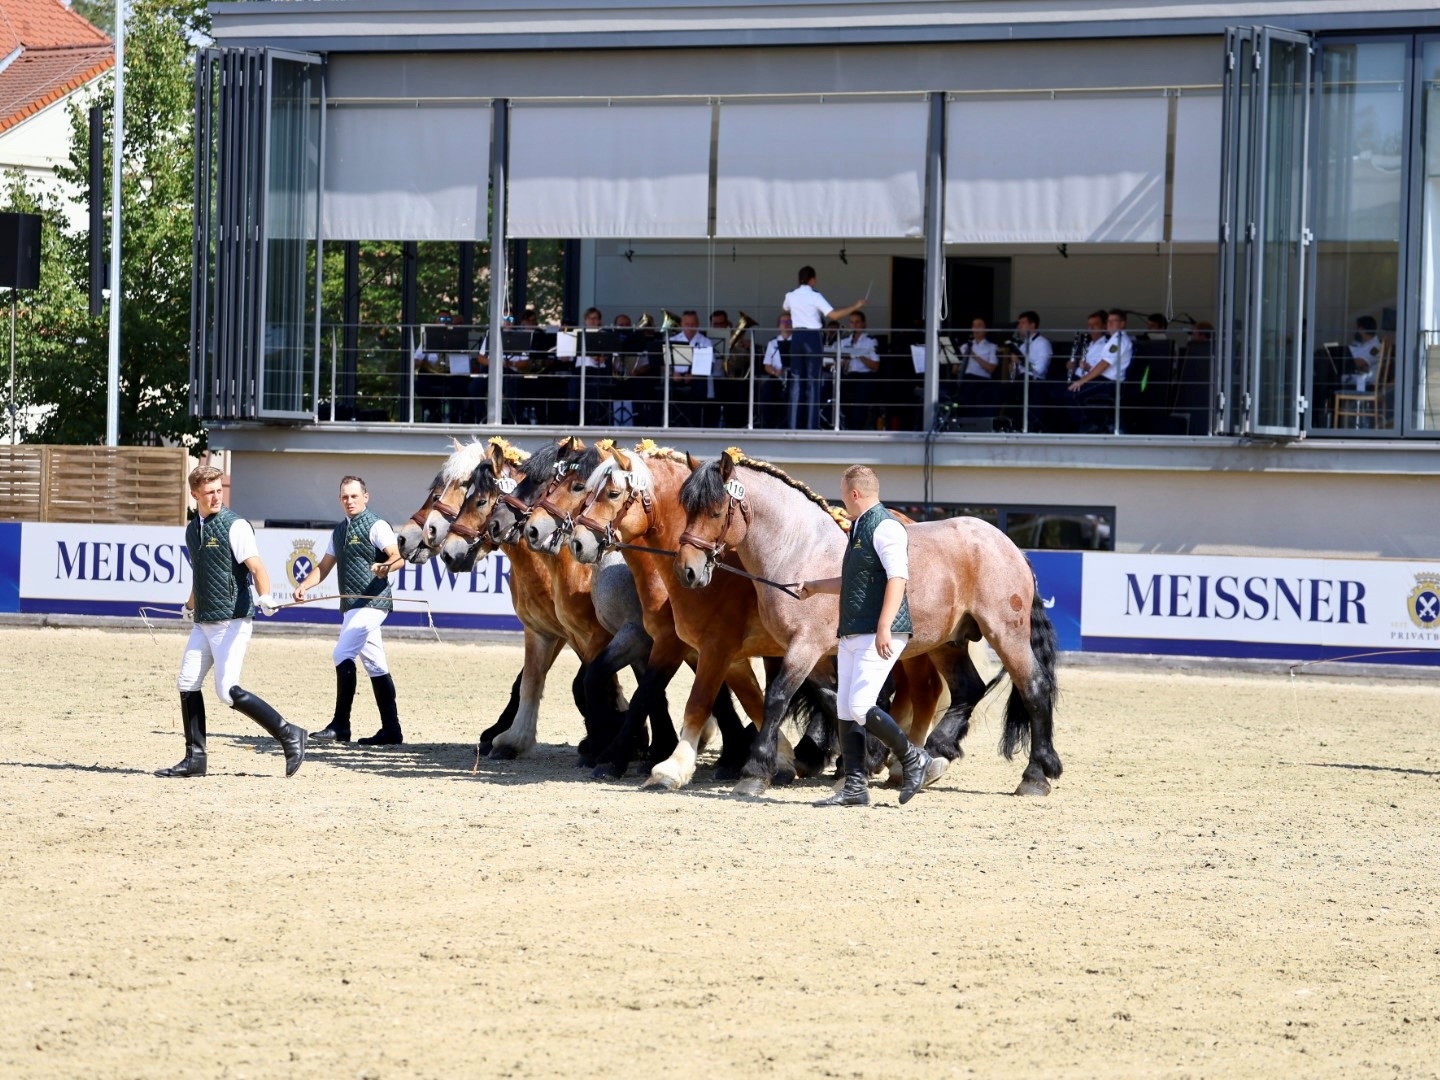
xmin=0 ymin=446 xmax=47 ymax=521
xmin=2 ymin=446 xmax=188 ymax=524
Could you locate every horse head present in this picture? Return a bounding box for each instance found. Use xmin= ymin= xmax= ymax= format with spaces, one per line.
xmin=396 ymin=472 xmax=444 ymax=565
xmin=675 ymin=447 xmax=752 ymax=589
xmin=526 ymin=438 xmax=615 ymax=556
xmin=488 ymin=435 xmax=582 ymax=548
xmin=568 ymin=446 xmax=658 ymax=564
xmin=422 ymin=438 xmax=493 ymax=551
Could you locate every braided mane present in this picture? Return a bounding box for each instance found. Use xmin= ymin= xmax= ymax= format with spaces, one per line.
xmin=678 ymin=447 xmax=849 ymax=531
xmin=632 ymin=438 xmax=690 ymax=466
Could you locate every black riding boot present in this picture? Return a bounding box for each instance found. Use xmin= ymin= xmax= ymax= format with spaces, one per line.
xmin=864 ymin=706 xmax=935 ymax=805
xmin=156 ymin=691 xmax=207 ymax=778
xmin=814 ymin=723 xmax=869 ymax=807
xmin=358 ymin=674 xmax=404 ymax=746
xmin=312 ymin=659 xmax=355 ymax=741
xmin=230 ymin=686 xmax=307 ymax=777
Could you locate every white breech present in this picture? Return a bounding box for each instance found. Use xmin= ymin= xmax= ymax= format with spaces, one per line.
xmin=836 ymin=632 xmax=909 ymax=725
xmin=333 ymin=605 xmax=390 ymax=677
xmin=177 ymin=618 xmax=254 ymax=705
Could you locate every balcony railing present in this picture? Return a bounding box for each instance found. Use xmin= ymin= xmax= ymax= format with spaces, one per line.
xmin=308 ymin=323 xmax=1217 ymax=436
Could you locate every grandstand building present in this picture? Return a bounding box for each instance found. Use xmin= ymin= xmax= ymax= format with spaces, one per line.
xmin=195 ymin=1 xmax=1440 ymax=558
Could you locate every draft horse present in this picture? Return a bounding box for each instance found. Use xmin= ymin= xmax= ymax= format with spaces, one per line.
xmin=675 ymin=450 xmax=1063 ymax=797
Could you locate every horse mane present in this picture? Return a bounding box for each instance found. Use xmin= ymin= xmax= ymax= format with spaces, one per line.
xmin=514 ymin=438 xmax=605 ymax=499
xmin=632 ymin=437 xmax=690 ymax=466
xmin=679 ymin=449 xmax=848 ymax=531
xmin=441 ymin=438 xmax=492 ymax=485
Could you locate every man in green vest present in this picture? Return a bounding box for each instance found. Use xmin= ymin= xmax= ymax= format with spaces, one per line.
xmin=797 ymin=464 xmax=935 ymax=807
xmin=157 ymin=466 xmax=307 ymax=779
xmin=294 ymin=475 xmax=406 ymax=745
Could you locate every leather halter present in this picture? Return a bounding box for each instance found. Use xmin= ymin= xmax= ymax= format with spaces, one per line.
xmin=407 ymin=490 xmax=438 ymax=530
xmin=678 ymin=488 xmax=750 ymax=561
xmin=574 ymin=472 xmax=655 ymax=550
xmin=497 ymin=460 xmax=577 ymax=542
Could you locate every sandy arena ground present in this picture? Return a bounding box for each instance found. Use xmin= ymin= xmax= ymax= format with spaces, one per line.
xmin=2 ymin=624 xmax=1438 ymax=1078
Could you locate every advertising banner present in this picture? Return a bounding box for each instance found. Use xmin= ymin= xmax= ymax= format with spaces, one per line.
xmin=13 ymin=523 xmax=522 ymax=631
xmin=1026 ymin=550 xmax=1082 ymax=653
xmin=1081 ymin=551 xmax=1440 ymax=664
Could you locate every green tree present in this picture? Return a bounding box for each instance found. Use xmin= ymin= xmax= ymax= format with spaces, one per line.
xmin=3 ymin=0 xmax=202 ymax=447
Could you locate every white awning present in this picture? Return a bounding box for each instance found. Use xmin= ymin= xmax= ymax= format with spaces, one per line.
xmin=507 ymin=103 xmax=712 ymax=238
xmin=715 ymin=100 xmax=928 ymax=238
xmin=943 ymin=94 xmax=1169 ymax=244
xmin=1171 ymin=92 xmax=1222 ymax=243
xmin=321 ymin=104 xmax=491 ymax=241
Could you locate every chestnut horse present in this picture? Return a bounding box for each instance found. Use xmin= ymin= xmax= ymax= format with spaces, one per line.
xmin=398 ymin=437 xmax=665 ymax=762
xmin=676 ymin=450 xmax=1062 ymax=798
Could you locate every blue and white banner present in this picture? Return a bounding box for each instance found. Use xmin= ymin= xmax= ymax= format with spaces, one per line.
xmin=8 ymin=523 xmax=522 ymax=632
xmin=1080 ymin=552 xmax=1440 ymax=663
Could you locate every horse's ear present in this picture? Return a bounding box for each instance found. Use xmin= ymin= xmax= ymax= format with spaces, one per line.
xmin=718 ymin=452 xmax=735 ymax=482
xmin=612 ymin=447 xmax=632 ymax=473
xmin=685 ymin=452 xmax=699 ymax=472
xmin=488 ymin=440 xmax=506 ymax=475
xmin=563 ymin=435 xmax=586 ymax=454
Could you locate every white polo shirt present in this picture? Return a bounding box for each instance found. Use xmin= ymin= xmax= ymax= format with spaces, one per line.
xmin=963 ymin=339 xmax=999 ymax=380
xmin=782 ymin=284 xmax=833 ymax=330
xmin=840 ymin=333 xmax=880 ymax=374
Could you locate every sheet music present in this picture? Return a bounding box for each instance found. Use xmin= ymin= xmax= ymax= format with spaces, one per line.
xmin=446 ymin=353 xmax=472 ymax=376
xmin=556 ymin=331 xmax=578 ymax=359
xmin=910 ymin=345 xmax=926 ymax=374
xmin=690 ymin=345 xmax=716 ymax=378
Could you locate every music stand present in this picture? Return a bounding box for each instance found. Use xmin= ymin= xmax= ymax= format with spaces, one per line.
xmin=425 ymin=326 xmax=470 ymax=353
xmin=502 ymin=329 xmax=535 ymax=354
xmin=581 ymin=330 xmax=622 ymax=356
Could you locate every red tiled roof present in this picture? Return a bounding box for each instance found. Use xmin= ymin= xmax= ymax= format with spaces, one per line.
xmin=0 ymin=44 xmax=111 ymax=133
xmin=0 ymin=0 xmax=109 ymax=54
xmin=0 ymin=0 xmax=112 ymax=135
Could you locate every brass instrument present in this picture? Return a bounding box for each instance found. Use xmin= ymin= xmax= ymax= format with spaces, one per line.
xmin=660 ymin=309 xmax=680 ymax=332
xmin=724 ymin=311 xmax=756 ymax=378
xmin=636 ymin=312 xmax=655 ymax=330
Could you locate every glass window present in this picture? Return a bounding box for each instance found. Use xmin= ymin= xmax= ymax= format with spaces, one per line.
xmin=260 ymin=56 xmax=322 ymax=418
xmin=1310 ymin=41 xmax=1407 ymax=433
xmin=1414 ymin=42 xmax=1440 ymax=431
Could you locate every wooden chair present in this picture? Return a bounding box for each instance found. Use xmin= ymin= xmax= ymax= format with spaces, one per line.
xmin=1333 ymin=337 xmax=1392 ymax=429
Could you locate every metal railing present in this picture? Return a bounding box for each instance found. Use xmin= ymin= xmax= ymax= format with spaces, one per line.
xmin=313 ymin=323 xmax=1219 ymax=436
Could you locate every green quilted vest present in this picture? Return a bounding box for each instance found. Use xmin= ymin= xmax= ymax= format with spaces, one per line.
xmin=838 ymin=502 xmax=912 ymax=638
xmin=187 ymin=508 xmax=254 ymax=623
xmin=333 ymin=508 xmax=393 ymax=613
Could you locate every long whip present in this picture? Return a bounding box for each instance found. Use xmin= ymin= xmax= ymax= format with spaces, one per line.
xmin=137 ymin=594 xmax=442 ymax=643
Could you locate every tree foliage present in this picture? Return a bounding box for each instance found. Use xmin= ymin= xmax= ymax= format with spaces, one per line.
xmin=3 ymin=0 xmax=203 ymax=447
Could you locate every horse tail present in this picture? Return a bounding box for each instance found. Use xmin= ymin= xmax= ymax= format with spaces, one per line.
xmin=784 ymin=674 xmax=839 ymax=776
xmin=1000 ymin=583 xmax=1060 ymax=774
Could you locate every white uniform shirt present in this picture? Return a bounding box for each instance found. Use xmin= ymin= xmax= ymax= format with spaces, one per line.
xmin=669 ymin=330 xmax=714 ymax=375
xmin=1105 ymin=332 xmax=1133 ymax=381
xmin=1349 ymin=338 xmax=1381 ymax=389
xmin=763 ymin=336 xmax=790 ymax=373
xmin=322 ymin=517 xmax=398 ymax=561
xmin=962 ymin=339 xmax=999 ymax=380
xmin=872 ymin=517 xmax=909 ymax=580
xmin=782 ymin=284 xmax=833 ymax=330
xmin=1018 ymin=333 xmax=1052 ymax=379
xmin=840 ymin=333 xmax=881 ymax=374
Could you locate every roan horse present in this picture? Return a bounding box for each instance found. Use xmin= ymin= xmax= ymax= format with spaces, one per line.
xmin=675 ymin=449 xmax=1063 ymax=797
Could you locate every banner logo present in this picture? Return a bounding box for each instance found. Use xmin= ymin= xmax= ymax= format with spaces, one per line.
xmin=1407 ymin=574 xmax=1440 ymax=629
xmin=287 ymin=539 xmax=318 ymax=587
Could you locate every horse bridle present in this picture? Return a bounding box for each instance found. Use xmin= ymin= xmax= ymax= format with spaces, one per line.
xmin=446 ymin=467 xmax=518 ymax=553
xmin=430 ymin=482 xmax=482 ymax=543
xmin=498 ymin=460 xmax=579 ymax=544
xmin=678 ymin=479 xmax=750 ymax=564
xmin=573 ymin=471 xmax=656 ymax=551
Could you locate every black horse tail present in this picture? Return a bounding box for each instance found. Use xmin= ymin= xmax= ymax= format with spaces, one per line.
xmin=783 ymin=673 xmax=839 ymax=777
xmin=1000 ymin=583 xmax=1061 ymax=778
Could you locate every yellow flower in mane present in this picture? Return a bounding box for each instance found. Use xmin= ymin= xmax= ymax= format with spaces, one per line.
xmin=595 ymin=437 xmax=616 ymax=453
xmin=633 ymin=437 xmax=659 ymax=455
xmin=723 ymin=446 xmax=744 ymax=465
xmin=488 ymin=435 xmax=527 ymax=464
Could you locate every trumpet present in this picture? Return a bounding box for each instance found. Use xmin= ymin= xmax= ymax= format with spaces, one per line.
xmin=725 ymin=311 xmax=756 ymax=379
xmin=636 ymin=312 xmax=655 ymax=330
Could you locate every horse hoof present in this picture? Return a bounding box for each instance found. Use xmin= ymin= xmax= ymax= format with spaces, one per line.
xmin=771 ymin=766 xmax=797 ymax=788
xmin=923 ymin=757 xmax=950 ymax=788
xmin=590 ymin=763 xmax=625 ymax=781
xmin=478 ymin=741 xmax=493 ymax=757
xmin=731 ymin=777 xmax=770 ymax=798
xmin=576 ymin=754 xmax=598 ymax=769
xmin=641 ymin=772 xmax=680 ymax=792
xmin=713 ymin=765 xmax=743 ymax=783
xmin=487 ymin=745 xmax=518 ymax=761
xmin=1014 ymin=777 xmax=1051 ymax=797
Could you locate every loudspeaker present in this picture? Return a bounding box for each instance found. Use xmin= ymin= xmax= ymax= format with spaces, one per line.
xmin=0 ymin=212 xmax=42 ymax=290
